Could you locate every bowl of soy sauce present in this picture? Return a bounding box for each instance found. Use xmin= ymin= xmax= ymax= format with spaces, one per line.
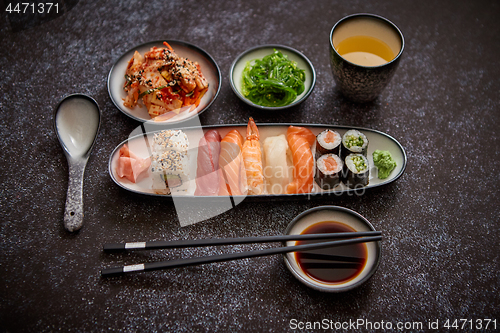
xmin=283 ymin=206 xmax=381 ymax=292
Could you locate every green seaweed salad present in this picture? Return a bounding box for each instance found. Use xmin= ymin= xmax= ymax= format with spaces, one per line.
xmin=241 ymin=49 xmax=306 ymax=107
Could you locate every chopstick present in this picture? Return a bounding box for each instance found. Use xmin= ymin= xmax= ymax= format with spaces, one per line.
xmin=101 ymin=232 xmax=382 ymax=277
xmin=103 ymin=231 xmax=381 ymax=251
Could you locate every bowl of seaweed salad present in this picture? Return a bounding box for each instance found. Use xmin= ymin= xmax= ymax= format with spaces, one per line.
xmin=230 ymin=45 xmax=316 ymax=110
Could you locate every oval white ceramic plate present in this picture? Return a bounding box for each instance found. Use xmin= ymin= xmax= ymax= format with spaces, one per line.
xmin=108 ymin=123 xmax=406 ymax=198
xmin=230 ymin=45 xmax=316 ymax=110
xmin=108 ymin=40 xmax=221 ymax=124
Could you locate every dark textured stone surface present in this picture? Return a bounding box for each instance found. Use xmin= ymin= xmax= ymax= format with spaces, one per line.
xmin=1 ymin=0 xmax=499 ymax=331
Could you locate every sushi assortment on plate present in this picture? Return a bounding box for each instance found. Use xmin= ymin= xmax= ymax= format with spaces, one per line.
xmin=109 ymin=119 xmax=406 ymax=197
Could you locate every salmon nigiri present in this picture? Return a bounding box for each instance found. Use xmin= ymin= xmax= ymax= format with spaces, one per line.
xmin=194 ymin=130 xmax=221 ymax=196
xmin=286 ymin=126 xmax=316 ymax=194
xmin=219 ymin=129 xmax=246 ymax=195
xmin=242 ymin=118 xmax=264 ymax=195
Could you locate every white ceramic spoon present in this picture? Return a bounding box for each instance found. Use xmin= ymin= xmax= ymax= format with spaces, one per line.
xmin=55 ymin=94 xmax=100 ymax=232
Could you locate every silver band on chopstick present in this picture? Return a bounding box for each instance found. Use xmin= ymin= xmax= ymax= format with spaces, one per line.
xmin=125 ymin=242 xmax=146 ymax=249
xmin=123 ymin=264 xmax=145 ymax=273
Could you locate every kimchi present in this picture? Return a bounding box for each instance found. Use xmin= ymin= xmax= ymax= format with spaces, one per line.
xmin=123 ymin=42 xmax=208 ymax=121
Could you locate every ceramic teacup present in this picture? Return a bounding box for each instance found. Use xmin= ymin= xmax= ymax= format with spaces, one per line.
xmin=329 ymin=13 xmax=404 ymax=103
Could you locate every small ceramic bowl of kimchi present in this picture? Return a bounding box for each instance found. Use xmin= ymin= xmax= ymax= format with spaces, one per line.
xmin=108 ymin=40 xmax=221 ymax=125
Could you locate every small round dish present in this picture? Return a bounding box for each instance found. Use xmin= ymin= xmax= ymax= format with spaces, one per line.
xmin=283 ymin=206 xmax=381 ymax=292
xmin=108 ymin=40 xmax=221 ymax=125
xmin=229 ymin=45 xmax=316 ymax=110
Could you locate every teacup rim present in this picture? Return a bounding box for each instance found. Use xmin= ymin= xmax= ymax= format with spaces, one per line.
xmin=329 ymin=13 xmax=405 ymax=69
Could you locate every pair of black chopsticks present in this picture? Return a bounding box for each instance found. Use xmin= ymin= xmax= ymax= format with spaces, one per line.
xmin=101 ymin=231 xmax=382 ymax=277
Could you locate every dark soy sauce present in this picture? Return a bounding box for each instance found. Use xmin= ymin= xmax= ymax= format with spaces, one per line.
xmin=295 ymin=221 xmax=368 ymax=284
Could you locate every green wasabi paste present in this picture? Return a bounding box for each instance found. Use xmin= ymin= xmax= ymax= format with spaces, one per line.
xmin=373 ymin=150 xmax=397 ymax=179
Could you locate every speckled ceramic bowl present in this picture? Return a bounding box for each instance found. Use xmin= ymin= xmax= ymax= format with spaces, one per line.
xmin=283 ymin=206 xmax=381 ymax=292
xmin=329 ymin=13 xmax=404 ymax=103
xmin=230 ymin=45 xmax=316 ymax=110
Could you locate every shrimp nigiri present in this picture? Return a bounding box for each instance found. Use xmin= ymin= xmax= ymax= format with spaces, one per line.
xmin=219 ymin=130 xmax=246 ymax=195
xmin=242 ymin=118 xmax=264 ymax=195
xmin=194 ymin=130 xmax=221 ymax=196
xmin=286 ymin=126 xmax=316 ymax=194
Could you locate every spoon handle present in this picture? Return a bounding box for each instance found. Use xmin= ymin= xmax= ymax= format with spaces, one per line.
xmin=64 ymin=157 xmax=88 ymax=232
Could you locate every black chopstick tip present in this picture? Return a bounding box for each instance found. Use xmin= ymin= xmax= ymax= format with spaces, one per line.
xmin=101 ymin=267 xmax=124 ymax=277
xmin=103 ymin=243 xmax=126 ymax=251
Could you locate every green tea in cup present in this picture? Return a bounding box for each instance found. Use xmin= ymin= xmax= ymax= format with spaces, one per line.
xmin=332 ymin=15 xmax=402 ymax=67
xmin=329 ymin=14 xmax=404 ymax=102
xmin=335 ymin=35 xmax=395 ymax=67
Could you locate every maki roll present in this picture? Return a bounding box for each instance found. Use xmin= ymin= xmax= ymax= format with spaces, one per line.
xmin=151 ymin=130 xmax=190 ymax=195
xmin=343 ymin=153 xmax=369 ymax=188
xmin=315 ymin=154 xmax=343 ymax=190
xmin=342 ymin=129 xmax=368 ymax=157
xmin=316 ymin=129 xmax=342 ymax=157
xmin=152 ymin=129 xmax=189 ymax=152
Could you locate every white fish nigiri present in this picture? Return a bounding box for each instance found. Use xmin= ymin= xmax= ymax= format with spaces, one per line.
xmin=263 ymin=134 xmax=291 ymax=194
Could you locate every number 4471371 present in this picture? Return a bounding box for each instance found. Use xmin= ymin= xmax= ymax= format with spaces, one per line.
xmin=443 ymin=319 xmax=497 ymax=330
xmin=5 ymin=3 xmax=59 ymax=14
